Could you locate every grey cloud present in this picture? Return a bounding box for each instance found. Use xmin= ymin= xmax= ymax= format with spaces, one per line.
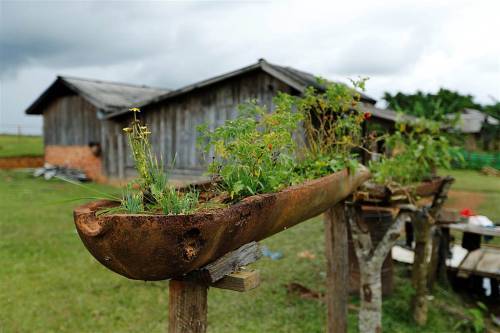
xmin=0 ymin=1 xmax=203 ymax=78
xmin=1 ymin=0 xmax=499 ymax=135
xmin=332 ymin=35 xmax=424 ymax=75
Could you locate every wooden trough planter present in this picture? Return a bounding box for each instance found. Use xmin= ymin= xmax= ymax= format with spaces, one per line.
xmin=74 ymin=166 xmax=370 ymax=281
xmin=354 ymin=176 xmax=451 ymax=205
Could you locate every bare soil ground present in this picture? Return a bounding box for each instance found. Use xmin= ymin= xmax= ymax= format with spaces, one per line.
xmin=445 ymin=190 xmax=485 ymax=212
xmin=0 ymin=156 xmax=44 ymax=169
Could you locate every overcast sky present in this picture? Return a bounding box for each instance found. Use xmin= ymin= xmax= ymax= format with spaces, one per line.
xmin=1 ymin=0 xmax=499 ymax=134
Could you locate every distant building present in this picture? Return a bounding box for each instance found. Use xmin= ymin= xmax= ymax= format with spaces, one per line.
xmin=25 ymin=76 xmax=167 ymax=181
xmin=452 ymin=108 xmax=499 ymax=150
xmin=26 ymin=59 xmax=401 ymax=181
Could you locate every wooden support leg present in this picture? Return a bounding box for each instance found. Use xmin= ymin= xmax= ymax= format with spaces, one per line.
xmin=169 ymin=280 xmax=208 ymax=333
xmin=437 ymin=227 xmax=450 ymax=286
xmin=427 ymin=226 xmax=440 ymax=292
xmin=324 ymin=203 xmax=348 ymax=333
xmin=412 ymin=214 xmax=430 ymax=326
xmin=168 ymin=242 xmax=262 ymax=333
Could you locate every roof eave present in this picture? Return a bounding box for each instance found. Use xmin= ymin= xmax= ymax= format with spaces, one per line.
xmin=104 ymin=59 xmax=377 ymax=120
xmin=25 ymin=77 xmax=65 ymax=115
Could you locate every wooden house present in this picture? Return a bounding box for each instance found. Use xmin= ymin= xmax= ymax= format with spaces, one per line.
xmin=26 ymin=59 xmax=401 ymax=181
xmin=450 ymin=109 xmax=499 ymax=151
xmin=25 ymin=76 xmax=168 ymax=181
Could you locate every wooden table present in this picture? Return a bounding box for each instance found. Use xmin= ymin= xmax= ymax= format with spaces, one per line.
xmin=436 ymin=221 xmax=499 ymax=299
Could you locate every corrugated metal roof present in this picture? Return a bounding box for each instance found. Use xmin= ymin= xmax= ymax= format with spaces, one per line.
xmin=265 ymin=63 xmax=377 ymax=104
xmin=105 ymin=59 xmax=378 ymax=119
xmin=25 ymin=76 xmax=169 ymax=115
xmin=449 ymin=108 xmax=499 ymax=133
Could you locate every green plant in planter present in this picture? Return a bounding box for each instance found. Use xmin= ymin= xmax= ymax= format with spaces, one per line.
xmin=114 ymin=108 xmax=198 ymax=215
xmin=293 ymin=78 xmax=370 ymax=180
xmin=198 ymin=95 xmax=302 ymax=201
xmin=198 ymin=79 xmax=370 ymax=201
xmin=369 ymin=116 xmax=463 ymax=186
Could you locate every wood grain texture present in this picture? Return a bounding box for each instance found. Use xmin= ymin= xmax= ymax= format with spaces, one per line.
xmin=169 ymin=280 xmax=208 ymax=333
xmin=43 ymin=95 xmax=101 ymax=146
xmin=185 ymin=242 xmax=262 ymax=283
xmin=211 ymin=270 xmax=260 ymax=292
xmin=103 ymin=71 xmax=294 ymax=178
xmin=324 ymin=203 xmax=348 ymax=333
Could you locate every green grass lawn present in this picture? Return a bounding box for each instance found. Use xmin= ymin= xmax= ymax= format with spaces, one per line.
xmin=440 ymin=169 xmax=500 ymax=222
xmin=0 ymin=134 xmax=43 ymax=157
xmin=0 ymin=170 xmax=483 ymax=332
xmin=443 ymin=169 xmax=500 ymax=194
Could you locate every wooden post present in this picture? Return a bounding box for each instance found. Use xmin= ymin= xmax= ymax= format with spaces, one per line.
xmin=427 ymin=225 xmax=440 ymax=292
xmin=411 ymin=212 xmax=430 ymax=326
xmin=437 ymin=227 xmax=450 ymax=286
xmin=169 ymin=280 xmax=208 ymax=333
xmin=324 ymin=203 xmax=348 ymax=333
xmin=168 ymin=242 xmax=262 ymax=333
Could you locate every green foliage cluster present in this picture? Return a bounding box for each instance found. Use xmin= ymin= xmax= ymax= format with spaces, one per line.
xmin=116 ymin=108 xmax=198 ymax=215
xmin=383 ymin=90 xmax=500 ymax=147
xmin=370 ymin=117 xmax=462 ymax=185
xmin=295 ymin=78 xmax=368 ymax=179
xmin=199 ymin=79 xmax=369 ymax=200
xmin=453 ymin=302 xmax=487 ymax=333
xmin=483 ymin=101 xmax=500 ymax=120
xmin=198 ymin=95 xmax=302 ymax=200
xmin=390 ymin=89 xmax=500 ymax=122
xmin=383 ymin=88 xmax=480 ymax=121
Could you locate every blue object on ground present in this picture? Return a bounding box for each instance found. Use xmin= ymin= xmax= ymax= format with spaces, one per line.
xmin=261 ymin=245 xmax=283 ymax=260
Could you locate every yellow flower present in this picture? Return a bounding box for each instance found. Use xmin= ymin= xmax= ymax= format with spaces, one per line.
xmin=342 ymin=135 xmax=351 ymax=144
xmin=215 ymin=140 xmax=227 ymax=158
xmin=129 ymin=107 xmax=141 ymax=112
xmin=140 ymin=126 xmax=148 ymax=131
xmin=123 ymin=127 xmax=132 ymax=133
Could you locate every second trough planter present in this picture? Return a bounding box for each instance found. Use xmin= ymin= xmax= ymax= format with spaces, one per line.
xmin=74 ymin=166 xmax=370 ymax=281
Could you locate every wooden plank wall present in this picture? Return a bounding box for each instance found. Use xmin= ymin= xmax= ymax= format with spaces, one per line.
xmin=43 ymin=95 xmax=101 ymax=145
xmin=104 ymin=70 xmax=296 ymax=179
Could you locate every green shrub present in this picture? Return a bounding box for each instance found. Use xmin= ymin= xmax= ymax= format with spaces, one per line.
xmin=198 ymin=79 xmax=369 ymax=200
xmin=198 ymin=96 xmax=302 ymax=200
xmin=370 ymin=117 xmax=463 ymax=185
xmin=294 ymin=78 xmax=369 ymax=179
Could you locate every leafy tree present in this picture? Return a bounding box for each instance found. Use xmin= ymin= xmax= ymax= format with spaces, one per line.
xmin=483 ymin=101 xmax=500 ymax=120
xmin=382 ymin=88 xmax=481 ymax=121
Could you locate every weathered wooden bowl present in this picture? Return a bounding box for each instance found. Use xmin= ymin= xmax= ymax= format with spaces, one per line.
xmin=354 ymin=176 xmax=453 ymax=205
xmin=74 ymin=166 xmax=370 ymax=281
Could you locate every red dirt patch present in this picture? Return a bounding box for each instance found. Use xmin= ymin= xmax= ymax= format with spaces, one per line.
xmin=445 ymin=190 xmax=485 ymax=212
xmin=0 ymin=156 xmax=44 ymax=169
